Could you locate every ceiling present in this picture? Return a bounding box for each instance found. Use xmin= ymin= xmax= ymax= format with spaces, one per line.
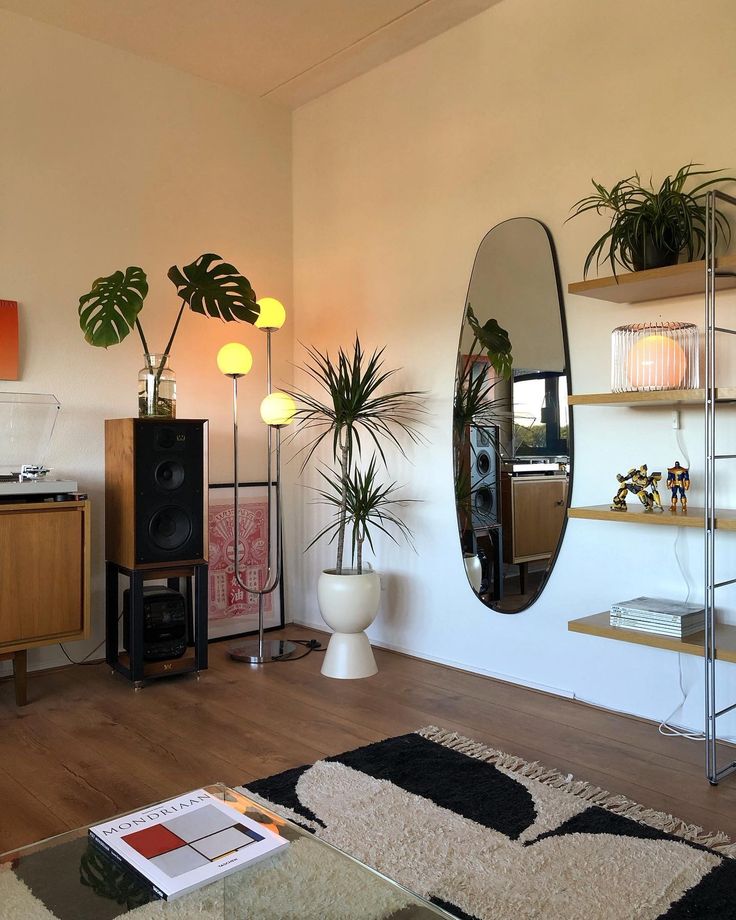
xmin=0 ymin=0 xmax=501 ymax=108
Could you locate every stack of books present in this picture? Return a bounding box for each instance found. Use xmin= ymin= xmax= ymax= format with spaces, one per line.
xmin=610 ymin=597 xmax=705 ymax=638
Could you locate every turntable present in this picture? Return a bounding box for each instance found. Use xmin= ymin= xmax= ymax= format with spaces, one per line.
xmin=0 ymin=392 xmax=79 ymax=500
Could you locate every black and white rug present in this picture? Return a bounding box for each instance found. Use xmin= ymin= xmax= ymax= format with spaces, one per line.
xmin=242 ymin=726 xmax=736 ymax=920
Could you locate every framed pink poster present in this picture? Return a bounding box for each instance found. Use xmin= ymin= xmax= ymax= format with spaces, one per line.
xmin=207 ymin=482 xmax=284 ymax=641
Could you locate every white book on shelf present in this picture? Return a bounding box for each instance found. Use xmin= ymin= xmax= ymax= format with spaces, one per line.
xmin=611 ymin=617 xmax=705 ymax=637
xmin=610 ymin=596 xmax=704 ymax=623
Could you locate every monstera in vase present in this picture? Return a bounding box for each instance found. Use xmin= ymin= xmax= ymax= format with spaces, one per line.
xmin=77 ymin=253 xmax=259 ymax=417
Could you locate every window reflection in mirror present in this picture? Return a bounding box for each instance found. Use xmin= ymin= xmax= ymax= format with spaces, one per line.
xmin=513 ymin=373 xmax=569 ymax=458
xmin=454 ymin=218 xmax=572 ymax=614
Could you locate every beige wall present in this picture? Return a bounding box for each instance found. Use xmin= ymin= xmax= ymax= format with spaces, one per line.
xmin=290 ymin=0 xmax=736 ymax=733
xmin=0 ymin=10 xmax=292 ymax=672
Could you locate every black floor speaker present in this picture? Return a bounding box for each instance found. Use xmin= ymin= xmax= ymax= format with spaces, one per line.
xmin=470 ymin=423 xmax=499 ymax=527
xmin=105 ymin=418 xmax=208 ymax=568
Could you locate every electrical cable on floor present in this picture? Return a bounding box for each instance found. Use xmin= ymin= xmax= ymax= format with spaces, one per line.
xmin=273 ymin=638 xmax=324 ymax=661
xmin=59 ymin=631 xmax=323 ymax=667
xmin=658 ymin=430 xmax=705 ymax=741
xmin=59 ymin=613 xmax=124 ymax=666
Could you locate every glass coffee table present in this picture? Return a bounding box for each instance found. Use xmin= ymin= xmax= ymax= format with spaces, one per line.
xmin=0 ymin=784 xmax=453 ymax=919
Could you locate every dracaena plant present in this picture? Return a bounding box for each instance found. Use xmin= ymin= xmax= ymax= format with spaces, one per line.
xmin=310 ymin=456 xmax=415 ymax=574
xmin=568 ymin=164 xmax=736 ymax=278
xmin=77 ymin=252 xmax=259 ymax=354
xmin=289 ymin=336 xmax=425 ymax=575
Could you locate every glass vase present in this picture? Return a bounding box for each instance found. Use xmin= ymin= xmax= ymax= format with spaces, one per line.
xmin=138 ymin=353 xmax=176 ymax=418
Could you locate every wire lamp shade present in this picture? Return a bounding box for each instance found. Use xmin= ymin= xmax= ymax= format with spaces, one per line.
xmin=611 ymin=322 xmax=699 ymax=392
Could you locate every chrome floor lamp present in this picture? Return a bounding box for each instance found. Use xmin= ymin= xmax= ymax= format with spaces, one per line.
xmin=216 ymin=298 xmax=297 ymax=664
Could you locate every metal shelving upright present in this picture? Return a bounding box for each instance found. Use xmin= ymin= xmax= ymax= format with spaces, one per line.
xmin=704 ymin=189 xmax=736 ymax=784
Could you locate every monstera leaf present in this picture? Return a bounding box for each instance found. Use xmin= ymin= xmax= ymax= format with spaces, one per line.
xmin=167 ymin=253 xmax=258 ymax=324
xmin=467 ymin=304 xmax=513 ymax=380
xmin=78 ymin=267 xmax=148 ymax=347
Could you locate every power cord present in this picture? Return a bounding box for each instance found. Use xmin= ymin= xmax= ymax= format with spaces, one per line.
xmin=58 ymin=619 xmax=323 ymax=667
xmin=273 ymin=638 xmax=324 ymax=662
xmin=658 ymin=432 xmax=704 ymax=741
xmin=59 ymin=612 xmax=124 ymax=666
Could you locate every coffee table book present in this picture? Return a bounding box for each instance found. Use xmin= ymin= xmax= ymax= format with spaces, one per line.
xmin=88 ymin=787 xmax=288 ymax=900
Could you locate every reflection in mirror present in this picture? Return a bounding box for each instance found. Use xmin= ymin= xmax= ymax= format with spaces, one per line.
xmin=454 ymin=218 xmax=572 ymax=614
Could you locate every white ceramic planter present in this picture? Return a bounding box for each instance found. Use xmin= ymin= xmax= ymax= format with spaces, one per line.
xmin=463 ymin=553 xmax=483 ymax=593
xmin=317 ymin=568 xmax=381 ymax=679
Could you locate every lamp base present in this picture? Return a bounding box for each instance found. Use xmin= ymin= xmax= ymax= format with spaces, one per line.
xmin=228 ymin=639 xmax=298 ymax=664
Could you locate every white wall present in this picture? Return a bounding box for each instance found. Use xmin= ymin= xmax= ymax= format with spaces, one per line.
xmin=0 ymin=10 xmax=292 ymax=672
xmin=289 ymin=0 xmax=736 ymax=737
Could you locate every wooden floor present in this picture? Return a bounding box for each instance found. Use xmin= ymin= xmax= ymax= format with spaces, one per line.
xmin=2 ymin=624 xmax=736 ymax=853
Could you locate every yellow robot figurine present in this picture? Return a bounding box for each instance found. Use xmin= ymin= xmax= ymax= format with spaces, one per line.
xmin=667 ymin=460 xmax=690 ymax=512
xmin=611 ymin=464 xmax=663 ymax=513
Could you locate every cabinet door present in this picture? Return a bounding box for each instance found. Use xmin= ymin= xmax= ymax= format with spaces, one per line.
xmin=513 ymin=478 xmax=568 ymax=559
xmin=0 ymin=507 xmax=84 ymax=645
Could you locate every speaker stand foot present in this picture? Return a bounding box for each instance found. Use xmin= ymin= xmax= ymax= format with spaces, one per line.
xmin=228 ymin=640 xmax=298 ymax=664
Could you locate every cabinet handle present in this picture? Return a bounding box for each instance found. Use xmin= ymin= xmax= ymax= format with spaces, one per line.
xmin=555 ymin=500 xmax=564 ymax=506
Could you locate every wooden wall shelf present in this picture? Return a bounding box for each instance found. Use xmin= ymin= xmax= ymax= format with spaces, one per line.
xmin=569 ymin=388 xmax=736 ymax=407
xmin=568 ymin=504 xmax=736 ymax=531
xmin=568 ymin=255 xmax=736 ymax=304
xmin=568 ymin=612 xmax=736 ymax=663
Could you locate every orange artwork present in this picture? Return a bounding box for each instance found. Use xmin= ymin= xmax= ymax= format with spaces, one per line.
xmin=0 ymin=300 xmax=19 ymax=380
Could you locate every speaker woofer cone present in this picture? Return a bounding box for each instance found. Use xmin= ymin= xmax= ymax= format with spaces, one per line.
xmin=155 ymin=427 xmax=177 ymax=450
xmin=475 ymin=487 xmax=494 ymax=512
xmin=476 ymin=451 xmax=491 ymax=477
xmin=155 ymin=460 xmax=185 ymax=491
xmin=148 ymin=506 xmax=192 ymax=551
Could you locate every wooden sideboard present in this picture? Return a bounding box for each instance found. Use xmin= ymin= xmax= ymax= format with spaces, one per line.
xmin=0 ymin=500 xmax=91 ymax=704
xmin=501 ymin=473 xmax=568 ymax=591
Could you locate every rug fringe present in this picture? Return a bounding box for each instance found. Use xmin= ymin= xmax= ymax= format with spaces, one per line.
xmin=418 ymin=726 xmax=736 ymax=858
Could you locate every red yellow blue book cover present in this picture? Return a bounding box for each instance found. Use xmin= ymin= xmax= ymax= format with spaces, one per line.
xmin=89 ymin=788 xmax=288 ymax=900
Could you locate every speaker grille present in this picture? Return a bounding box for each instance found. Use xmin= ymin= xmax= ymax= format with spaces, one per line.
xmin=134 ymin=420 xmax=204 ymax=565
xmin=470 ymin=425 xmax=498 ymax=527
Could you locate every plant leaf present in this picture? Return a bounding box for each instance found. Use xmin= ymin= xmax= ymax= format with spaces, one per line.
xmin=568 ymin=165 xmax=736 ymax=277
xmin=167 ymin=253 xmax=258 ymax=324
xmin=466 ymin=306 xmax=513 ymax=379
xmin=78 ymin=267 xmax=148 ymax=347
xmin=307 ymin=457 xmax=416 ymax=565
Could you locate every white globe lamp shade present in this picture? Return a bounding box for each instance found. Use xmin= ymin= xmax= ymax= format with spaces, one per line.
xmin=260 ymin=391 xmax=296 ymax=427
xmin=255 ymin=297 xmax=286 ymax=330
xmin=217 ymin=342 xmax=253 ymax=378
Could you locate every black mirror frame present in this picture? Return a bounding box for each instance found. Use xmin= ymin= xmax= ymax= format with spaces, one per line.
xmin=453 ymin=217 xmax=575 ymax=614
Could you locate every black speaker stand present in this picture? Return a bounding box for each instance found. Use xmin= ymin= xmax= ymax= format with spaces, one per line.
xmin=106 ymin=560 xmax=208 ymax=689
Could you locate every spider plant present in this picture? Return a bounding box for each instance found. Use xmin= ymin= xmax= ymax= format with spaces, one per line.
xmin=309 ymin=456 xmax=415 ymax=574
xmin=568 ymin=164 xmax=736 ymax=277
xmin=289 ymin=336 xmax=425 ymax=574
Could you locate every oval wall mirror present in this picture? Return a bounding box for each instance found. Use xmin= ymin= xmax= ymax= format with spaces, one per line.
xmin=454 ymin=217 xmax=573 ymax=613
